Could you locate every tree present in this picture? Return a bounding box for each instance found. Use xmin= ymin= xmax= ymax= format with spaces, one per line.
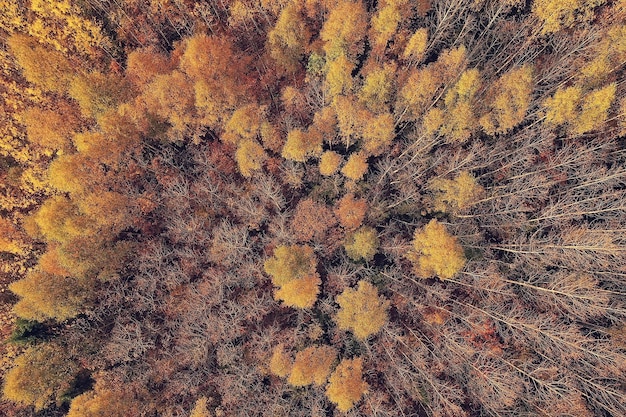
xmin=9 ymin=270 xmax=93 ymax=321
xmin=66 ymin=386 xmax=140 ymax=417
xmin=325 ymin=54 xmax=355 ymax=98
xmin=335 ymin=193 xmax=367 ymax=230
xmin=235 ymin=139 xmax=267 ymax=177
xmin=480 ymin=65 xmax=533 ymax=135
xmin=370 ymin=3 xmax=402 ymax=53
xmin=344 ymin=227 xmax=379 ymax=262
xmin=572 ymin=83 xmax=616 ymax=135
xmin=341 ymin=152 xmax=368 ymax=181
xmin=269 ymin=344 xmax=292 ymax=377
xmin=359 ymin=63 xmax=396 ymax=113
xmin=21 ymin=103 xmax=80 ymax=152
xmin=188 ymin=396 xmax=211 ymax=417
xmin=362 ymin=112 xmax=395 ymax=156
xmin=544 ymin=86 xmax=582 ymax=126
xmin=408 ymin=219 xmax=465 ymax=279
xmin=403 ymin=28 xmax=428 ymax=63
xmin=290 ymin=198 xmax=337 ymax=241
xmin=429 ymin=171 xmax=484 ymax=213
xmin=267 ymin=1 xmax=310 ymax=73
xmin=397 ymin=66 xmax=439 ymax=121
xmin=264 ymin=245 xmax=321 ymax=308
xmin=319 ymin=151 xmax=342 ymax=176
xmin=288 ymin=345 xmax=337 ymax=386
xmin=7 ymin=34 xmax=74 ymax=93
xmin=2 ymin=343 xmax=79 ymax=410
xmin=326 ymin=357 xmax=368 ymax=412
xmin=69 ymin=72 xmax=132 ymax=119
xmin=282 ymin=128 xmax=323 ymax=162
xmin=335 ymin=281 xmax=389 ymax=340
xmin=320 ymin=0 xmax=368 ymax=60
xmin=533 ymin=0 xmax=607 ymax=34
xmin=439 ymin=68 xmax=481 ymax=142
xmin=222 ymin=104 xmax=265 ymax=145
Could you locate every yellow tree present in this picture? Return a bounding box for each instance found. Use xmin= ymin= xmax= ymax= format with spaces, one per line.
xmin=359 ymin=62 xmax=396 ymax=113
xmin=222 ymin=104 xmax=265 ymax=145
xmin=439 ymin=68 xmax=481 ymax=142
xmin=397 ymin=66 xmax=440 ymax=121
xmin=319 ymin=151 xmax=343 ymax=176
xmin=429 ymin=171 xmax=484 ymax=213
xmin=480 ymin=65 xmax=533 ymax=135
xmin=325 ymin=54 xmax=355 ymax=98
xmin=572 ymin=83 xmax=616 ymax=135
xmin=543 ymin=86 xmax=582 ymax=126
xmin=402 ymin=28 xmax=428 ymax=64
xmin=188 ymin=396 xmax=211 ymax=417
xmin=533 ymin=0 xmax=607 ymax=34
xmin=362 ymin=112 xmax=395 ymax=156
xmin=269 ymin=344 xmax=293 ymax=377
xmin=325 ymin=357 xmax=368 ymax=412
xmin=264 ymin=245 xmax=321 ymax=308
xmin=2 ymin=343 xmax=79 ymax=410
xmin=236 ymin=139 xmax=267 ymax=177
xmin=9 ymin=270 xmax=93 ymax=321
xmin=66 ymin=381 xmax=140 ymax=417
xmin=370 ymin=2 xmax=402 ymax=53
xmin=282 ymin=128 xmax=323 ymax=162
xmin=409 ymin=219 xmax=465 ymax=279
xmin=267 ymin=1 xmax=310 ymax=73
xmin=320 ymin=0 xmax=368 ymax=60
xmin=7 ymin=33 xmax=75 ymax=93
xmin=335 ymin=281 xmax=389 ymax=339
xmin=341 ymin=152 xmax=369 ymax=181
xmin=344 ymin=227 xmax=379 ymax=262
xmin=288 ymin=345 xmax=337 ymax=386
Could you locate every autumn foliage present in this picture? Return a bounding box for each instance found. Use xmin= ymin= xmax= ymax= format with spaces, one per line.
xmin=2 ymin=1 xmax=626 ymax=417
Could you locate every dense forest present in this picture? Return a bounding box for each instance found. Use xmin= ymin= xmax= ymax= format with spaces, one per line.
xmin=1 ymin=0 xmax=626 ymax=416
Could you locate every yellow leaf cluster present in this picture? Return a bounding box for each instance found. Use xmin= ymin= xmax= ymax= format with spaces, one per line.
xmin=410 ymin=219 xmax=465 ymax=279
xmin=222 ymin=105 xmax=265 ymax=145
xmin=264 ymin=245 xmax=321 ymax=308
xmin=236 ymin=139 xmax=267 ymax=177
xmin=437 ymin=68 xmax=481 ymax=142
xmin=544 ymin=86 xmax=582 ymax=126
xmin=341 ymin=153 xmax=368 ymax=181
xmin=359 ymin=63 xmax=396 ymax=113
xmin=371 ymin=4 xmax=401 ymax=49
xmin=319 ymin=151 xmax=343 ymax=176
xmin=429 ymin=171 xmax=484 ymax=212
xmin=320 ymin=0 xmax=368 ymax=60
xmin=325 ymin=54 xmax=355 ymax=98
xmin=269 ymin=344 xmax=293 ymax=377
xmin=335 ymin=281 xmax=389 ymax=339
xmin=572 ymin=83 xmax=616 ymax=135
xmin=344 ymin=227 xmax=379 ymax=261
xmin=67 ymin=386 xmax=139 ymax=417
xmin=189 ymin=396 xmax=212 ymax=417
xmin=362 ymin=112 xmax=395 ymax=156
xmin=533 ymin=0 xmax=607 ymax=34
xmin=2 ymin=343 xmax=78 ymax=411
xmin=480 ymin=65 xmax=533 ymax=135
xmin=288 ymin=345 xmax=337 ymax=386
xmin=397 ymin=66 xmax=439 ymax=120
xmin=9 ymin=270 xmax=92 ymax=321
xmin=403 ymin=28 xmax=428 ymax=63
xmin=268 ymin=1 xmax=310 ymax=72
xmin=326 ymin=357 xmax=368 ymax=412
xmin=544 ymin=84 xmax=616 ymax=135
xmin=282 ymin=128 xmax=323 ymax=162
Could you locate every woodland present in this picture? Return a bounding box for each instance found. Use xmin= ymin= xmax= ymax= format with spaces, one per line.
xmin=1 ymin=0 xmax=626 ymax=416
